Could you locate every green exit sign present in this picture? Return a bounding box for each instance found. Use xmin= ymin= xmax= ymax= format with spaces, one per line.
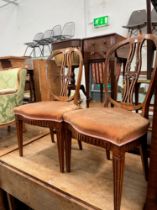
xmin=93 ymin=16 xmax=109 ymax=28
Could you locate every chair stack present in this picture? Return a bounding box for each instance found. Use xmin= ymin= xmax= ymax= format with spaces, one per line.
xmin=24 ymin=22 xmax=75 ymax=57
xmin=122 ymin=9 xmax=147 ymax=36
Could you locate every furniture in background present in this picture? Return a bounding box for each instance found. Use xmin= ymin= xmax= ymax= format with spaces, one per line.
xmin=23 ymin=22 xmax=74 ymax=58
xmin=24 ymin=32 xmax=44 ymax=57
xmin=37 ymin=29 xmax=53 ymax=56
xmin=0 ymin=68 xmax=26 ymax=127
xmin=0 ymin=56 xmax=36 ymax=103
xmin=52 ymin=24 xmax=62 ymax=41
xmin=63 ymin=34 xmax=157 ymax=210
xmin=122 ymin=9 xmax=147 ymax=36
xmin=32 ymin=58 xmax=63 ymax=102
xmin=151 ymin=8 xmax=157 ymax=33
xmin=60 ymin=22 xmax=75 ymax=40
xmin=53 ymin=33 xmax=126 ymax=107
xmin=14 ymin=48 xmax=83 ymax=173
xmin=83 ymin=33 xmax=125 ymax=106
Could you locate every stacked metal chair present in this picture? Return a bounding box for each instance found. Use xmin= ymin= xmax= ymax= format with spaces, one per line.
xmin=60 ymin=22 xmax=75 ymax=40
xmin=36 ymin=29 xmax=54 ymax=56
xmin=52 ymin=24 xmax=62 ymax=41
xmin=24 ymin=32 xmax=44 ymax=57
xmin=122 ymin=9 xmax=147 ymax=36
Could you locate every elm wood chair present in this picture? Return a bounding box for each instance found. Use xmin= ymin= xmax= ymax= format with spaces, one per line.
xmin=63 ymin=34 xmax=157 ymax=210
xmin=14 ymin=47 xmax=83 ymax=173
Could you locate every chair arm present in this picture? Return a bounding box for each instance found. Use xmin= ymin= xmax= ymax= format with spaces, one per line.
xmin=0 ymin=88 xmax=17 ymax=95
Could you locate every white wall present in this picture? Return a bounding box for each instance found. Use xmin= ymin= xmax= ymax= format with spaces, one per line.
xmin=0 ymin=0 xmax=85 ymax=56
xmin=0 ymin=0 xmax=152 ymax=56
xmin=84 ymin=0 xmax=149 ymax=37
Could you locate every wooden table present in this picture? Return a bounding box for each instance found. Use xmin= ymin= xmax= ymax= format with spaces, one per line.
xmin=0 ymin=56 xmax=36 ymax=102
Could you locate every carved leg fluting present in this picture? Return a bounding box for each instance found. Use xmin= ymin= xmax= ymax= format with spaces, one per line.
xmin=65 ymin=128 xmax=72 ymax=172
xmin=16 ymin=117 xmax=23 ymax=157
xmin=140 ymin=134 xmax=149 ymax=181
xmin=56 ymin=125 xmax=64 ymax=173
xmin=112 ymin=149 xmax=125 ymax=210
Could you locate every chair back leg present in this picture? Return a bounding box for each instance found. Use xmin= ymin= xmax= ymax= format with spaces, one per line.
xmin=112 ymin=148 xmax=125 ymax=210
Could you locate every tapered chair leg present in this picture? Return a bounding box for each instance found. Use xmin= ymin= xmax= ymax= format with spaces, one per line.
xmin=16 ymin=118 xmax=23 ymax=157
xmin=65 ymin=129 xmax=72 ymax=172
xmin=140 ymin=134 xmax=149 ymax=181
xmin=49 ymin=128 xmax=55 ymax=143
xmin=112 ymin=149 xmax=125 ymax=210
xmin=24 ymin=46 xmax=29 ymax=56
xmin=56 ymin=125 xmax=64 ymax=173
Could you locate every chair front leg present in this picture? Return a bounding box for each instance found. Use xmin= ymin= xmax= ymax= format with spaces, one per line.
xmin=15 ymin=117 xmax=23 ymax=157
xmin=56 ymin=124 xmax=65 ymax=173
xmin=65 ymin=127 xmax=72 ymax=173
xmin=112 ymin=148 xmax=125 ymax=210
xmin=140 ymin=134 xmax=149 ymax=181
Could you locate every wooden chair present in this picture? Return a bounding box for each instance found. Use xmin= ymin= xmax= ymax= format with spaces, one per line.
xmin=14 ymin=47 xmax=83 ymax=173
xmin=63 ymin=34 xmax=157 ymax=210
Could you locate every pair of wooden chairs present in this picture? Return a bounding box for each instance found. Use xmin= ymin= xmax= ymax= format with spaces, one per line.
xmin=14 ymin=34 xmax=157 ymax=210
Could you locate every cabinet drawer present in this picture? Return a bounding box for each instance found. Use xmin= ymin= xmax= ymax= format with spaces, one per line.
xmin=84 ymin=36 xmax=117 ymax=59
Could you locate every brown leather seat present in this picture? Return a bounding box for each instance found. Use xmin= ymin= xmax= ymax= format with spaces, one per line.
xmin=15 ymin=101 xmax=79 ymax=122
xmin=64 ymin=107 xmax=149 ymax=145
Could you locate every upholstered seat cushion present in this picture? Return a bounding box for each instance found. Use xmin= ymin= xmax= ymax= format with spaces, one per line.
xmin=63 ymin=107 xmax=149 ymax=146
xmin=14 ymin=101 xmax=79 ymax=122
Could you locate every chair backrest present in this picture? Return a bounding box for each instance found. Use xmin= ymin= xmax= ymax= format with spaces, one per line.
xmin=126 ymin=9 xmax=147 ymax=28
xmin=61 ymin=22 xmax=75 ymax=39
xmin=0 ymin=68 xmax=19 ymax=90
xmin=104 ymin=34 xmax=157 ymax=118
xmin=52 ymin=24 xmax=62 ymax=40
xmin=33 ymin=32 xmax=44 ymax=42
xmin=48 ymin=48 xmax=83 ymax=105
xmin=0 ymin=68 xmax=26 ymax=125
xmin=43 ymin=29 xmax=53 ymax=40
